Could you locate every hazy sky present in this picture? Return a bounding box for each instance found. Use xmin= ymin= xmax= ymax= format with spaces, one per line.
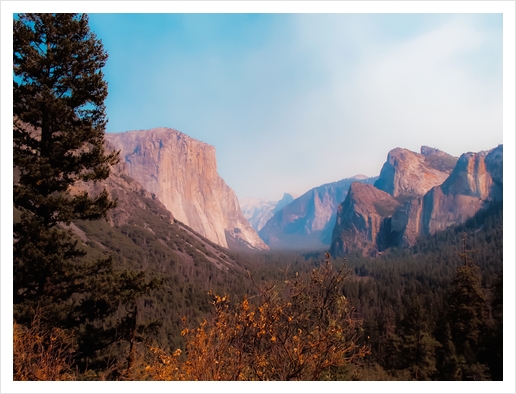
xmin=85 ymin=12 xmax=502 ymax=201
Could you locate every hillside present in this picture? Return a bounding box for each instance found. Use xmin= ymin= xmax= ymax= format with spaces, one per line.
xmin=66 ymin=156 xmax=260 ymax=349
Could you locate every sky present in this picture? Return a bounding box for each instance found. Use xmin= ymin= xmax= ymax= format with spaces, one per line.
xmin=84 ymin=12 xmax=504 ymax=201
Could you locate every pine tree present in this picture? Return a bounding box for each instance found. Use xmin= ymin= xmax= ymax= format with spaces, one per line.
xmin=448 ymin=235 xmax=487 ymax=350
xmin=399 ymin=297 xmax=439 ymax=380
xmin=446 ymin=234 xmax=490 ymax=380
xmin=434 ymin=318 xmax=461 ymax=380
xmin=14 ymin=12 xmax=117 ymax=322
xmin=13 ymin=14 xmax=161 ymax=377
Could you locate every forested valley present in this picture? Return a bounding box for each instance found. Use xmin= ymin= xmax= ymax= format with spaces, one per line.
xmin=14 ymin=198 xmax=503 ymax=381
xmin=232 ymin=201 xmax=504 ymax=381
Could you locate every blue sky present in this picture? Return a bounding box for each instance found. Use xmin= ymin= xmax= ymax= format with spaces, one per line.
xmin=86 ymin=12 xmax=503 ymax=201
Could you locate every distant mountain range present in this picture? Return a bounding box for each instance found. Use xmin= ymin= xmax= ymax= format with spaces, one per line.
xmin=240 ymin=193 xmax=295 ymax=232
xmin=257 ymin=175 xmax=377 ymax=251
xmin=330 ymin=145 xmax=503 ymax=256
xmin=91 ymin=127 xmax=502 ymax=258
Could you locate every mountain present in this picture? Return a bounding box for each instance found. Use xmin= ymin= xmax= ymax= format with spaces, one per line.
xmin=258 ymin=175 xmax=377 ymax=251
xmin=330 ymin=182 xmax=402 ymax=256
xmin=71 ymin=145 xmax=244 ymax=269
xmin=240 ymin=193 xmax=295 ymax=232
xmin=330 ymin=145 xmax=503 ymax=256
xmin=105 ymin=128 xmax=268 ymax=251
xmin=419 ymin=144 xmax=503 ymax=235
xmin=374 ymin=146 xmax=457 ymax=198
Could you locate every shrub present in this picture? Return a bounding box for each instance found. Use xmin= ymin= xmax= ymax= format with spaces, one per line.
xmin=13 ymin=311 xmax=75 ymax=381
xmin=138 ymin=253 xmax=370 ymax=380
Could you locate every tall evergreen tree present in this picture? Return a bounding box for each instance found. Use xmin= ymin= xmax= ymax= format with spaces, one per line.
xmin=448 ymin=241 xmax=487 ymax=351
xmin=13 ymin=12 xmax=118 ymax=322
xmin=482 ymin=273 xmax=503 ymax=380
xmin=13 ymin=14 xmax=161 ymax=376
xmin=399 ymin=297 xmax=439 ymax=380
xmin=446 ymin=234 xmax=490 ymax=380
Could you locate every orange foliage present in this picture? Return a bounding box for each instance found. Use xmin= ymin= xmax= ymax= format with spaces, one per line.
xmin=13 ymin=311 xmax=75 ymax=381
xmin=13 ymin=255 xmax=369 ymax=381
xmin=140 ymin=253 xmax=370 ymax=381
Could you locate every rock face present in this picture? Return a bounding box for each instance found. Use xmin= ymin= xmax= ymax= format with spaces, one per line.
xmin=258 ymin=175 xmax=377 ymax=250
xmin=71 ymin=144 xmax=175 ymax=229
xmin=374 ymin=146 xmax=457 ymax=197
xmin=68 ymin=142 xmax=247 ymax=276
xmin=420 ymin=145 xmax=503 ymax=235
xmin=330 ymin=182 xmax=401 ymax=256
xmin=240 ymin=193 xmax=295 ymax=232
xmin=330 ymin=145 xmax=502 ymax=256
xmin=106 ymin=128 xmax=268 ymax=251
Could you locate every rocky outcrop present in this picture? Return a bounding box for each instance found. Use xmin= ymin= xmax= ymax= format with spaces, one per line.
xmin=420 ymin=145 xmax=503 ymax=235
xmin=240 ymin=193 xmax=295 ymax=232
xmin=69 ymin=142 xmax=246 ymax=274
xmin=71 ymin=146 xmax=175 ymax=229
xmin=106 ymin=128 xmax=268 ymax=251
xmin=389 ymin=197 xmax=424 ymax=248
xmin=330 ymin=145 xmax=503 ymax=256
xmin=330 ymin=182 xmax=401 ymax=256
xmin=259 ymin=175 xmax=377 ymax=250
xmin=374 ymin=146 xmax=457 ymax=198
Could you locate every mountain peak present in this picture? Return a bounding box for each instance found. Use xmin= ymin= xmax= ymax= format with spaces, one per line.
xmin=374 ymin=147 xmax=456 ymax=198
xmin=420 ymin=145 xmax=443 ymax=156
xmin=106 ymin=128 xmax=267 ymax=251
xmin=273 ymin=193 xmax=295 ymax=214
xmin=351 ymin=174 xmax=369 ymax=180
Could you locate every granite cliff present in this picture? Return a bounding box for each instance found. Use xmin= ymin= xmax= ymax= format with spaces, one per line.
xmin=420 ymin=145 xmax=503 ymax=235
xmin=330 ymin=182 xmax=401 ymax=256
xmin=374 ymin=146 xmax=457 ymax=197
xmin=258 ymin=175 xmax=377 ymax=250
xmin=106 ymin=128 xmax=268 ymax=251
xmin=68 ymin=142 xmax=246 ymax=272
xmin=330 ymin=145 xmax=502 ymax=256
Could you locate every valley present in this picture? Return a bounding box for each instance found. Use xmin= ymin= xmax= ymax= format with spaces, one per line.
xmin=64 ymin=127 xmax=506 ymax=380
xmin=14 ymin=123 xmax=504 ymax=381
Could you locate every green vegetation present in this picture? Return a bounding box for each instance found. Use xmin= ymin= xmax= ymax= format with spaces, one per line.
xmin=341 ymin=202 xmax=503 ymax=380
xmin=14 ymin=202 xmax=503 ymax=380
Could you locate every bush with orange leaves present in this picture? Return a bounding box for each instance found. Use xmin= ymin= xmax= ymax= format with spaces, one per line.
xmin=13 ymin=310 xmax=75 ymax=381
xmin=140 ymin=254 xmax=370 ymax=381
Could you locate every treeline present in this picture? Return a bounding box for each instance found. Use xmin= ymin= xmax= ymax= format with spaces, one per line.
xmin=341 ymin=202 xmax=503 ymax=380
xmin=13 ymin=175 xmax=504 ymax=381
xmin=253 ymin=203 xmax=503 ymax=381
xmin=13 ymin=196 xmax=503 ymax=380
xmin=230 ymin=202 xmax=503 ymax=380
